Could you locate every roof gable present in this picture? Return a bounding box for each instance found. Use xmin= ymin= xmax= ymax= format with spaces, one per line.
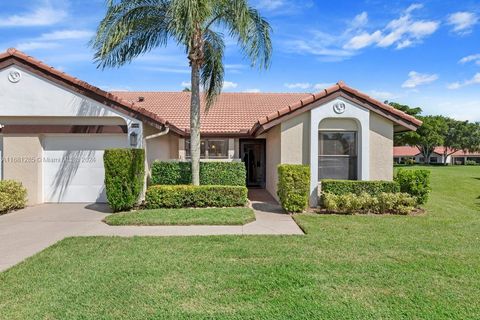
xmin=0 ymin=48 xmax=183 ymax=135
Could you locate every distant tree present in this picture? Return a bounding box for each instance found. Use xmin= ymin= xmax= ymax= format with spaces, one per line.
xmin=387 ymin=101 xmax=423 ymax=146
xmin=386 ymin=101 xmax=423 ymax=116
xmin=442 ymin=119 xmax=470 ymax=160
xmin=402 ymin=115 xmax=448 ymax=164
xmin=182 ymin=87 xmax=191 ymax=92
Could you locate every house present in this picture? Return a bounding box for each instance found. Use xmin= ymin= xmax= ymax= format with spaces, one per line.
xmin=393 ymin=146 xmax=480 ymax=165
xmin=0 ymin=49 xmax=421 ymax=206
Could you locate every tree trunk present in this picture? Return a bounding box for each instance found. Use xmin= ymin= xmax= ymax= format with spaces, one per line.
xmin=190 ymin=62 xmax=201 ymax=185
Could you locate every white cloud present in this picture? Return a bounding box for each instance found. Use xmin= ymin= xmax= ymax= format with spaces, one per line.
xmin=180 ymin=81 xmax=238 ymax=90
xmin=244 ymin=88 xmax=261 ymax=93
xmin=351 ymin=12 xmax=369 ymax=28
xmin=459 ymin=54 xmax=480 ymax=65
xmin=402 ymin=71 xmax=439 ymax=88
xmin=16 ymin=41 xmax=60 ymax=51
xmin=222 ymin=81 xmax=238 ymax=90
xmin=0 ymin=5 xmax=67 ymax=27
xmin=344 ymin=31 xmax=382 ymax=50
xmin=313 ymin=83 xmax=334 ymax=90
xmin=284 ymin=82 xmax=311 ymax=90
xmin=369 ymin=90 xmax=398 ymax=100
xmin=344 ymin=4 xmax=438 ymax=51
xmin=38 ymin=30 xmax=94 ymax=41
xmin=447 ymin=12 xmax=478 ymax=35
xmin=257 ymin=0 xmax=285 ymax=11
xmin=447 ymin=73 xmax=480 ymax=89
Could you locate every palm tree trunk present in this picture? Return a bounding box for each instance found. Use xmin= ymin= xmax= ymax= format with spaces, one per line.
xmin=190 ymin=62 xmax=201 ymax=185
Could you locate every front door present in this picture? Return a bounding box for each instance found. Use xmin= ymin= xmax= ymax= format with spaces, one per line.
xmin=240 ymin=139 xmax=266 ymax=188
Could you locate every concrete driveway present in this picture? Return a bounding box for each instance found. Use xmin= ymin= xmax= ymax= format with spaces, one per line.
xmin=0 ymin=197 xmax=303 ymax=271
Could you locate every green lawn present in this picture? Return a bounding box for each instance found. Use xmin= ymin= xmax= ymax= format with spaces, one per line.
xmin=1 ymin=166 xmax=479 ymax=319
xmin=104 ymin=207 xmax=255 ymax=226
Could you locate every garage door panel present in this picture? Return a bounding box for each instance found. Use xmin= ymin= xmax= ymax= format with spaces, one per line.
xmin=43 ymin=135 xmax=127 ymax=203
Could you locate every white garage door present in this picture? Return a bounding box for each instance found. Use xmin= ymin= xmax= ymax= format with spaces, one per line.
xmin=43 ymin=135 xmax=128 ymax=203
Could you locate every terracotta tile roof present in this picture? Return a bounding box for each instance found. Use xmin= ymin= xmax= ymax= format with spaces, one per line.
xmin=0 ymin=48 xmax=183 ymax=134
xmin=394 ymin=146 xmax=480 ymax=157
xmin=250 ymin=81 xmax=422 ymax=135
xmin=113 ymin=91 xmax=310 ymax=135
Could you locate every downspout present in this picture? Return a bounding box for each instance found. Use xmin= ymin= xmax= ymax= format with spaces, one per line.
xmin=141 ymin=126 xmax=170 ymax=201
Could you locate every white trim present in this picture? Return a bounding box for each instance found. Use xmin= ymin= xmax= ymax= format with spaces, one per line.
xmin=309 ymin=97 xmax=370 ymax=206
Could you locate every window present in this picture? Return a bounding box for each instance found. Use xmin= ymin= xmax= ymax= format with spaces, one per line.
xmin=318 ymin=131 xmax=357 ymax=180
xmin=185 ymin=139 xmax=228 ymax=159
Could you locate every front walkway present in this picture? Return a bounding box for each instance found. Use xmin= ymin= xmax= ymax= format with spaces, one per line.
xmin=0 ymin=190 xmax=302 ymax=271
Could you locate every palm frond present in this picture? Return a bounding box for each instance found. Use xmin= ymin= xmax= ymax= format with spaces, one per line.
xmin=210 ymin=0 xmax=272 ymax=69
xmin=201 ymin=30 xmax=225 ymax=110
xmin=91 ymin=0 xmax=171 ymax=69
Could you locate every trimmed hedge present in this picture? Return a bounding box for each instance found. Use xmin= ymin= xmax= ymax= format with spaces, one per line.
xmin=150 ymin=161 xmax=191 ymax=185
xmin=394 ymin=169 xmax=431 ymax=205
xmin=320 ymin=180 xmax=400 ymax=196
xmin=0 ymin=180 xmax=27 ymax=214
xmin=277 ymin=164 xmax=310 ymax=213
xmin=322 ymin=192 xmax=416 ymax=215
xmin=150 ymin=161 xmax=246 ymax=186
xmin=145 ymin=185 xmax=248 ymax=209
xmin=104 ymin=148 xmax=145 ymax=212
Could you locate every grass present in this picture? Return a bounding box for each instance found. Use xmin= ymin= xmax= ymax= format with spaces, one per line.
xmin=104 ymin=207 xmax=256 ymax=226
xmin=0 ymin=166 xmax=479 ymax=319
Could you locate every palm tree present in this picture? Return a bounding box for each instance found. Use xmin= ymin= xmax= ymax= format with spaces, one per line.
xmin=91 ymin=0 xmax=272 ymax=185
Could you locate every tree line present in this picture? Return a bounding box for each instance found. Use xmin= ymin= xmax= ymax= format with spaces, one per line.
xmin=389 ymin=102 xmax=480 ymax=163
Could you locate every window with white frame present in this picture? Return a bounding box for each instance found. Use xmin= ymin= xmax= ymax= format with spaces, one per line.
xmin=185 ymin=139 xmax=228 ymax=159
xmin=318 ymin=131 xmax=358 ymax=180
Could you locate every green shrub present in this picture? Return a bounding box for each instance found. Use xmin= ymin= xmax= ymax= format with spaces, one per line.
xmin=104 ymin=148 xmax=145 ymax=212
xmin=320 ymin=180 xmax=400 ymax=196
xmin=277 ymin=164 xmax=310 ymax=213
xmin=322 ymin=192 xmax=415 ymax=215
xmin=150 ymin=161 xmax=246 ymax=186
xmin=405 ymin=158 xmax=416 ymax=166
xmin=145 ymin=185 xmax=248 ymax=209
xmin=0 ymin=180 xmax=27 ymax=214
xmin=200 ymin=162 xmax=246 ymax=186
xmin=394 ymin=169 xmax=431 ymax=205
xmin=465 ymin=160 xmax=478 ymax=166
xmin=150 ymin=161 xmax=191 ymax=185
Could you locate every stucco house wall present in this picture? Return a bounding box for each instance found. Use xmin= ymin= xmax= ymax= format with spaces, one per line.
xmin=264 ymin=125 xmax=281 ymax=200
xmin=369 ymin=113 xmax=393 ymax=180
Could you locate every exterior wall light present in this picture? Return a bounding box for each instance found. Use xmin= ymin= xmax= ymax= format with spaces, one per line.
xmin=129 ymin=131 xmax=138 ymax=147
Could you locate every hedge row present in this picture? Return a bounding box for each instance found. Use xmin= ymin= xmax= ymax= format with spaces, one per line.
xmin=104 ymin=148 xmax=145 ymax=212
xmin=0 ymin=180 xmax=27 ymax=214
xmin=322 ymin=192 xmax=416 ymax=215
xmin=277 ymin=164 xmax=310 ymax=213
xmin=150 ymin=161 xmax=246 ymax=186
xmin=145 ymin=185 xmax=248 ymax=209
xmin=320 ymin=180 xmax=400 ymax=196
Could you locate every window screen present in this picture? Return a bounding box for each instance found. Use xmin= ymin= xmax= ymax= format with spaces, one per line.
xmin=318 ymin=131 xmax=357 ymax=180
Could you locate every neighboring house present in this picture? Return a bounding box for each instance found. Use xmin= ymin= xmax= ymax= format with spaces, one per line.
xmin=0 ymin=49 xmax=421 ymax=206
xmin=394 ymin=146 xmax=480 ymax=165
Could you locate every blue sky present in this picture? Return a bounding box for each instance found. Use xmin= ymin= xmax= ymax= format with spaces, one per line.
xmin=1 ymin=0 xmax=480 ymax=121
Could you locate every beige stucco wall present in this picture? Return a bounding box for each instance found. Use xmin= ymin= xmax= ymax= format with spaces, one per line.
xmin=264 ymin=125 xmax=281 ymax=200
xmin=280 ymin=112 xmax=310 ymax=164
xmin=369 ymin=113 xmax=394 ymax=180
xmin=2 ymin=135 xmax=43 ymax=205
xmin=143 ymin=125 xmax=180 ymax=165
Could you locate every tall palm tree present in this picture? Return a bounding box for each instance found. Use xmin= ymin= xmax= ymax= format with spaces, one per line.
xmin=91 ymin=0 xmax=272 ymax=185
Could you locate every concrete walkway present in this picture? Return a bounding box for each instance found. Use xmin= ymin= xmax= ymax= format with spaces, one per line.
xmin=0 ymin=190 xmax=302 ymax=271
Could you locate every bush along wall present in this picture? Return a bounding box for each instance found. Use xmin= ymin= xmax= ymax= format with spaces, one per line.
xmin=394 ymin=169 xmax=431 ymax=205
xmin=104 ymin=148 xmax=145 ymax=212
xmin=145 ymin=185 xmax=248 ymax=208
xmin=150 ymin=161 xmax=246 ymax=186
xmin=0 ymin=180 xmax=27 ymax=214
xmin=320 ymin=180 xmax=400 ymax=196
xmin=277 ymin=164 xmax=310 ymax=213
